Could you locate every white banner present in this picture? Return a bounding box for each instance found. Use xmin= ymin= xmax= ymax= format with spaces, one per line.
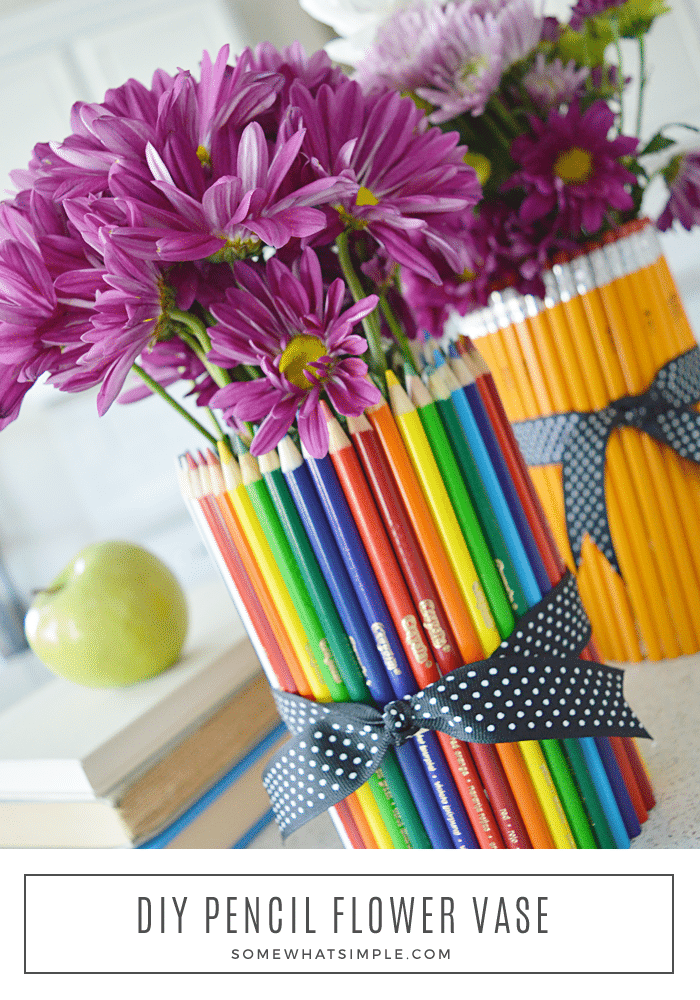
xmin=23 ymin=869 xmax=671 ymax=974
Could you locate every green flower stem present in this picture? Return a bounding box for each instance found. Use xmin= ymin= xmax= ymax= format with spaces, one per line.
xmin=478 ymin=111 xmax=513 ymax=159
xmin=206 ymin=406 xmax=225 ymax=440
xmin=175 ymin=325 xmax=232 ymax=389
xmin=611 ymin=18 xmax=625 ymax=133
xmin=636 ymin=35 xmax=646 ymax=140
xmin=171 ymin=307 xmax=212 ymax=351
xmin=489 ymin=96 xmax=520 ymax=139
xmin=379 ymin=294 xmax=414 ymax=370
xmin=132 ymin=364 xmax=217 ymax=446
xmin=335 ymin=230 xmax=386 ymax=378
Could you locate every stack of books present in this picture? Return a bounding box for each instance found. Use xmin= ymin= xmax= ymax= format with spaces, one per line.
xmin=0 ymin=581 xmax=285 ymax=848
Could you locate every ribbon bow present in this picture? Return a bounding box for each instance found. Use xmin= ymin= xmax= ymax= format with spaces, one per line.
xmin=511 ymin=346 xmax=700 ymax=575
xmin=263 ymin=572 xmax=649 ymax=837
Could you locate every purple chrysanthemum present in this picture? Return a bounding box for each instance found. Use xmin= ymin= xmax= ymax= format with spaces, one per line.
xmin=497 ymin=0 xmax=542 ymax=71
xmin=657 ymin=150 xmax=700 ymax=231
xmin=291 ymin=77 xmax=480 ymax=281
xmin=522 ymin=54 xmax=589 ymax=109
xmin=507 ymin=100 xmax=638 ymax=235
xmin=207 ymin=248 xmax=381 ymax=457
xmin=569 ymin=0 xmax=625 ymax=31
xmin=410 ymin=5 xmax=505 ymax=121
xmin=74 ymin=243 xmax=198 ymax=414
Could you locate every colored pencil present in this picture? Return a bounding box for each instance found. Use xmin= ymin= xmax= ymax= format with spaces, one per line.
xmin=259 ymin=446 xmax=430 ymax=850
xmin=301 ymin=440 xmax=477 ymax=849
xmin=425 ymin=366 xmax=529 ymax=617
xmin=406 ymin=373 xmax=515 ymax=636
xmin=322 ymin=416 xmax=488 ymax=850
xmin=438 ymin=356 xmax=543 ymax=607
xmin=239 ymin=448 xmax=350 ymax=703
xmin=385 ymin=372 xmax=560 ymax=848
xmin=365 ymin=396 xmax=484 ymax=666
xmin=454 ymin=346 xmax=621 ymax=848
xmin=277 ymin=436 xmax=441 ymax=850
xmin=385 ymin=370 xmax=502 ymax=656
xmin=345 ymin=411 xmax=505 ymax=849
xmin=443 ymin=346 xmax=552 ymax=597
xmin=363 ymin=398 xmax=533 ymax=849
xmin=177 ymin=458 xmax=364 ymax=850
xmin=216 ymin=442 xmax=322 ymax=701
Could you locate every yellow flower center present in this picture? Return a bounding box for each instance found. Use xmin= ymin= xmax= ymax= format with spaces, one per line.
xmin=463 ymin=151 xmax=491 ymax=187
xmin=356 ymin=186 xmax=379 ymax=207
xmin=196 ymin=145 xmax=212 ymax=167
xmin=553 ymin=147 xmax=593 ymax=184
xmin=278 ymin=334 xmax=327 ymax=390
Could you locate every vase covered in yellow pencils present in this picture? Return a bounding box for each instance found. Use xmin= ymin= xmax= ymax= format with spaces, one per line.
xmin=0 ymin=39 xmax=654 ymax=848
xmin=458 ymin=221 xmax=700 ymax=663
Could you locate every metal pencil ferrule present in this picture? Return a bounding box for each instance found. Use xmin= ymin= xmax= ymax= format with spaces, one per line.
xmin=541 ymin=269 xmax=561 ymax=309
xmin=601 ymin=240 xmax=627 ymax=281
xmin=587 ymin=247 xmax=610 ymax=288
xmin=488 ymin=291 xmax=511 ymax=330
xmin=551 ymin=260 xmax=577 ymax=303
xmin=570 ymin=255 xmax=597 ymax=297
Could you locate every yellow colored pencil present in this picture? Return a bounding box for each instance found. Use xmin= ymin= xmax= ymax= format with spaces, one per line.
xmin=385 ymin=369 xmax=501 ymax=655
xmin=217 ymin=440 xmax=330 ymax=701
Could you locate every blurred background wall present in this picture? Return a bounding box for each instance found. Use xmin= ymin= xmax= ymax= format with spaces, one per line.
xmin=0 ymin=0 xmax=698 ymax=616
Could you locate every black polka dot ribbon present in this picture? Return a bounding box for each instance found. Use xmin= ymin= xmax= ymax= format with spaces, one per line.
xmin=511 ymin=346 xmax=700 ymax=576
xmin=263 ymin=572 xmax=650 ymax=838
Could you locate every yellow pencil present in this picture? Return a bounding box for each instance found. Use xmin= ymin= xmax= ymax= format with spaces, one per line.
xmin=217 ymin=440 xmax=330 ymax=702
xmin=490 ymin=292 xmax=621 ymax=659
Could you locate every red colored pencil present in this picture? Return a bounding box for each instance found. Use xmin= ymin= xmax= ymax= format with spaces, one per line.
xmin=347 ymin=411 xmax=505 ymax=849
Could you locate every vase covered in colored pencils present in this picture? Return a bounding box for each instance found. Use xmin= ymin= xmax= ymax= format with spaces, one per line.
xmin=0 ymin=39 xmax=653 ymax=847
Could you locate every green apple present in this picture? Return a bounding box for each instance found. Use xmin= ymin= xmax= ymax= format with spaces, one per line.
xmin=24 ymin=541 xmax=188 ymax=687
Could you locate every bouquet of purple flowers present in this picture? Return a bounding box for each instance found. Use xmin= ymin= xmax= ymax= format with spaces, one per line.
xmin=0 ymin=43 xmax=481 ymax=457
xmin=300 ymin=0 xmax=696 ymax=333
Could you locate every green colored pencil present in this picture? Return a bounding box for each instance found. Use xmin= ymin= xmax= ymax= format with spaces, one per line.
xmin=259 ymin=448 xmax=431 ymax=850
xmin=427 ymin=367 xmax=529 ymax=617
xmin=562 ymin=739 xmax=617 ymax=849
xmin=406 ymin=374 xmax=515 ymax=637
xmin=541 ymin=740 xmax=597 ymax=848
xmin=239 ymin=449 xmax=349 ymax=703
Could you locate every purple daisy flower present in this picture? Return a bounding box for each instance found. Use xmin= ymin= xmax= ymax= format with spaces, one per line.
xmin=74 ymin=243 xmax=198 ymax=414
xmin=291 ymin=77 xmax=481 ymax=282
xmin=496 ymin=0 xmax=543 ymax=71
xmin=522 ymin=54 xmax=590 ymax=110
xmin=111 ymin=121 xmax=352 ymax=262
xmin=207 ymin=248 xmax=381 ymax=457
xmin=657 ymin=150 xmax=700 ymax=231
xmin=507 ymin=100 xmax=638 ymax=235
xmin=569 ymin=0 xmax=625 ymax=31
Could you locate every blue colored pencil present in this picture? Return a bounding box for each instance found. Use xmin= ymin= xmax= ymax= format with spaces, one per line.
xmin=446 ymin=345 xmax=552 ymax=594
xmin=278 ymin=436 xmax=447 ymax=849
xmin=301 ymin=441 xmax=481 ymax=850
xmin=594 ymin=737 xmax=642 ymax=840
xmin=432 ymin=350 xmax=542 ymax=606
xmin=578 ymin=737 xmax=630 ymax=848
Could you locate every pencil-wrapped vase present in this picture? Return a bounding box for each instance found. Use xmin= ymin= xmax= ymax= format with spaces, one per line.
xmin=178 ymin=347 xmax=654 ymax=849
xmin=461 ymin=220 xmax=700 ymax=663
